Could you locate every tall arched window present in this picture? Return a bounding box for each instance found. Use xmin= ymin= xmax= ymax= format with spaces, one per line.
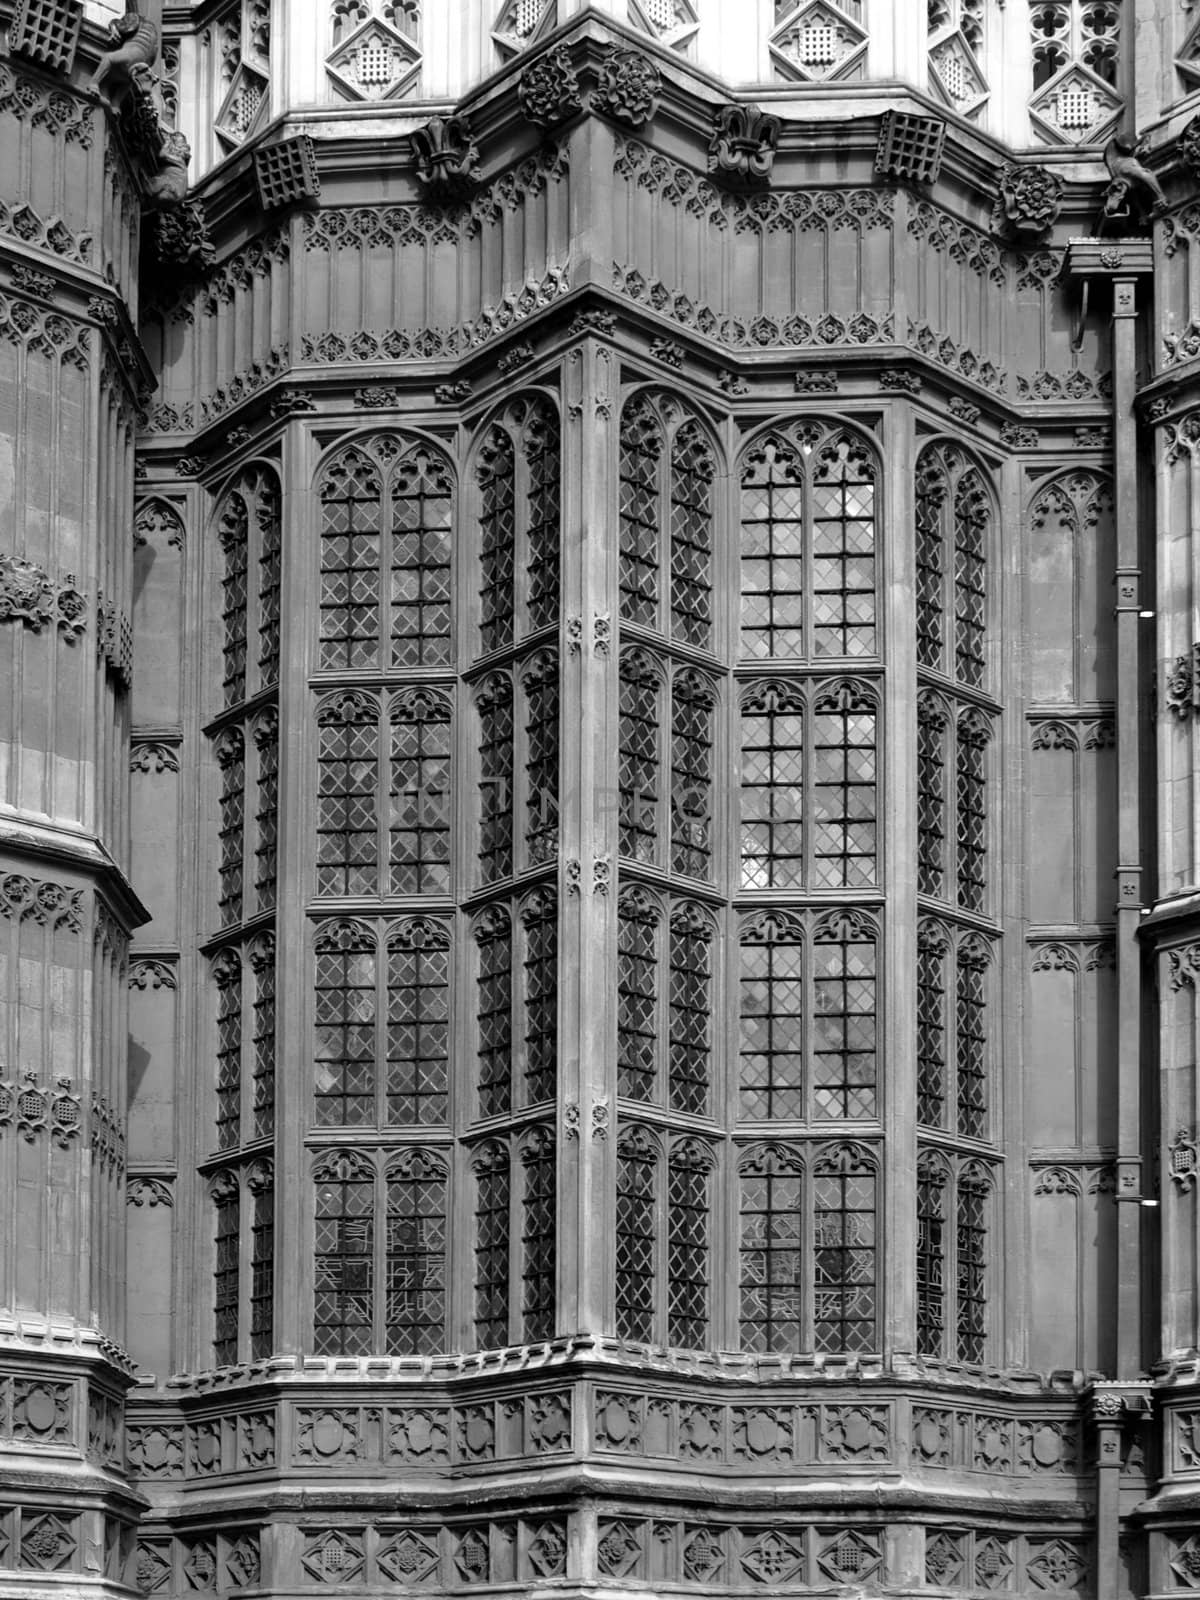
xmin=916 ymin=918 xmax=995 ymax=1140
xmin=384 ymin=1149 xmax=449 ymax=1354
xmin=215 ymin=465 xmax=283 ymax=703
xmin=474 ymin=396 xmax=562 ymax=651
xmin=740 ymin=423 xmax=877 ymax=662
xmin=915 ymin=443 xmax=992 ymax=688
xmin=469 ymin=1129 xmax=557 ymax=1351
xmin=615 ymin=1126 xmax=715 ymax=1349
xmin=386 ymin=919 xmax=451 ymax=1126
xmin=616 ymin=889 xmax=714 ymax=1111
xmin=618 ymin=393 xmax=716 ymax=649
xmin=916 ymin=1147 xmax=995 ymax=1364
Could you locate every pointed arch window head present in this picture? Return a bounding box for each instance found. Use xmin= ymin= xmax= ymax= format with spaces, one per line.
xmin=739 ymin=1143 xmax=805 ymax=1352
xmin=917 ymin=919 xmax=995 ymax=1141
xmin=474 ymin=397 xmax=562 ymax=656
xmin=615 ymin=1125 xmax=714 ymax=1349
xmin=915 ymin=444 xmax=993 ymax=689
xmin=619 ymin=394 xmax=716 ymax=651
xmin=740 ymin=422 xmax=877 ymax=663
xmin=917 ymin=690 xmax=994 ymax=916
xmin=740 ymin=677 xmax=878 ymax=892
xmin=917 ymin=1147 xmax=995 ymax=1364
xmin=314 ymin=920 xmax=377 ymax=1128
xmin=317 ymin=434 xmax=455 ymax=673
xmin=312 ymin=1146 xmax=450 ymax=1356
xmin=387 ymin=918 xmax=451 ymax=1126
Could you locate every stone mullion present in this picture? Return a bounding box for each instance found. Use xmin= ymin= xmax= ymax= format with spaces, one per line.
xmin=882 ymin=398 xmax=918 ymax=1364
xmin=557 ymin=335 xmax=618 ymax=1337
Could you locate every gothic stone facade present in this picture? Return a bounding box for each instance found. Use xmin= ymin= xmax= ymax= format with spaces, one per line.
xmin=3 ymin=3 xmax=1200 ymax=1600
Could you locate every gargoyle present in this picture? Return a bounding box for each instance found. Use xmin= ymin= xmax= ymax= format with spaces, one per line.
xmin=142 ymin=130 xmax=191 ymax=210
xmin=90 ymin=5 xmax=161 ymax=102
xmin=1101 ymin=133 xmax=1167 ymax=224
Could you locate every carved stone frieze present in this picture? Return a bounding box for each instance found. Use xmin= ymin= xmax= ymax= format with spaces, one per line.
xmin=0 ymin=196 xmax=91 ymax=264
xmin=707 ymin=103 xmax=780 ymax=188
xmin=0 ymin=1070 xmax=82 ymax=1144
xmin=0 ymin=288 xmax=90 ymax=369
xmin=908 ymin=321 xmax=1006 ymax=393
xmin=991 ymin=162 xmax=1064 ymax=238
xmin=497 ymin=340 xmax=535 ymax=373
xmin=126 ymin=1176 xmax=174 ymax=1206
xmin=518 ymin=46 xmax=581 ymax=126
xmin=0 ymin=873 xmax=83 ymax=930
xmin=0 ymin=60 xmax=93 ymax=145
xmin=650 ymin=336 xmax=683 ymax=368
xmin=719 ymin=369 xmax=749 ymax=395
xmin=616 ymin=138 xmax=894 ymax=232
xmin=1000 ymin=421 xmax=1039 ymax=448
xmin=908 ymin=200 xmax=1005 ymax=284
xmin=1015 ymin=369 xmax=1111 ymax=402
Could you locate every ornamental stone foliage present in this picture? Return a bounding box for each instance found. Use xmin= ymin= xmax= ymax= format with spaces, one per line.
xmin=0 ymin=553 xmax=87 ymax=638
xmin=593 ymin=47 xmax=661 ymax=127
xmin=992 ymin=162 xmax=1064 ymax=237
xmin=518 ymin=46 xmax=582 ymax=126
xmin=412 ymin=114 xmax=480 ymax=199
xmin=1181 ymin=113 xmax=1200 ymax=180
xmin=708 ymin=103 xmax=781 ymax=188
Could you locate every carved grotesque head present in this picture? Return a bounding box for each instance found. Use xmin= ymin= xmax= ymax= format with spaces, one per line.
xmin=162 ymin=130 xmax=192 ymax=165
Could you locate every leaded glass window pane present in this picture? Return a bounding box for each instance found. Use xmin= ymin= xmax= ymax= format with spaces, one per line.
xmin=739 ymin=1147 xmax=804 ymax=1353
xmin=389 ymin=691 xmax=451 ymax=894
xmin=740 ymin=438 xmax=804 ymax=660
xmin=521 ymin=1130 xmax=556 ymax=1341
xmin=739 ymin=918 xmax=804 ymax=1120
xmin=314 ymin=923 xmax=377 ymax=1127
xmin=668 ymin=906 xmax=710 ymax=1117
xmin=811 ymin=916 xmax=877 ymax=1120
xmin=525 ymin=402 xmax=561 ymax=632
xmin=522 ymin=651 xmax=559 ymax=867
xmin=391 ymin=450 xmax=453 ymax=667
xmin=253 ymin=711 xmax=279 ymax=913
xmin=956 ymin=710 xmax=989 ymax=912
xmin=812 ymin=681 xmax=877 ymax=889
xmin=619 ymin=397 xmax=661 ymax=628
xmin=740 ymin=685 xmax=804 ymax=889
xmin=218 ymin=494 xmax=249 ymax=705
xmin=813 ymin=1144 xmax=877 ymax=1353
xmin=669 ymin=421 xmax=714 ymax=648
xmin=473 ymin=1142 xmax=510 ymax=1349
xmin=387 ymin=921 xmax=450 ymax=1126
xmin=212 ymin=1174 xmax=240 ymax=1366
xmin=385 ymin=1151 xmax=447 ymax=1355
xmin=618 ymin=892 xmax=659 ymax=1103
xmin=257 ymin=477 xmax=282 ymax=687
xmin=479 ymin=427 xmax=516 ymax=654
xmin=619 ymin=652 xmax=661 ymax=865
xmin=667 ymin=1140 xmax=711 ymax=1348
xmin=916 ymin=1153 xmax=947 ymax=1358
xmin=216 ymin=728 xmax=245 ymax=926
xmin=811 ymin=438 xmax=876 ymax=658
xmin=319 ymin=449 xmax=382 ymax=672
xmin=956 ymin=1165 xmax=990 ymax=1363
xmin=314 ymin=1151 xmax=375 ymax=1355
xmin=250 ymin=934 xmax=276 ymax=1140
xmin=616 ymin=1128 xmax=658 ymax=1343
xmin=917 ymin=696 xmax=947 ymax=899
xmin=917 ymin=926 xmax=948 ymax=1129
xmin=249 ymin=1166 xmax=274 ymax=1360
xmin=521 ymin=892 xmax=558 ymax=1106
xmin=956 ymin=941 xmax=989 ymax=1140
xmin=475 ymin=909 xmax=513 ymax=1119
xmin=671 ymin=670 xmax=714 ymax=880
xmin=477 ymin=675 xmax=514 ymax=884
xmin=317 ymin=693 xmax=379 ymax=898
xmin=213 ymin=950 xmax=242 ymax=1152
xmin=954 ymin=470 xmax=988 ymax=688
xmin=915 ymin=457 xmax=947 ymax=673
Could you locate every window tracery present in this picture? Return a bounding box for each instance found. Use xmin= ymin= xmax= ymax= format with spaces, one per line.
xmin=210 ymin=1158 xmax=275 ymax=1366
xmin=619 ymin=394 xmax=716 ymax=651
xmin=471 ymin=891 xmax=559 ymax=1118
xmin=615 ymin=1126 xmax=715 ymax=1348
xmin=739 ymin=909 xmax=878 ymax=1124
xmin=314 ymin=916 xmax=452 ymax=1129
xmin=741 ymin=422 xmax=877 ymax=662
xmin=1027 ymin=0 xmax=1123 ymax=145
xmin=312 ymin=1146 xmax=449 ymax=1355
xmin=469 ymin=1129 xmax=557 ymax=1350
xmin=916 ymin=1148 xmax=995 ymax=1363
xmin=619 ymin=651 xmax=716 ymax=879
xmin=617 ymin=889 xmax=715 ymax=1111
xmin=917 ymin=919 xmax=995 ymax=1140
xmin=740 ymin=677 xmax=879 ymax=891
xmin=318 ymin=436 xmax=454 ymax=673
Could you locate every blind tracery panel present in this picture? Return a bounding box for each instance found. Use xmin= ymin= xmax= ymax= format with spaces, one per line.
xmin=619 ymin=393 xmax=716 ymax=649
